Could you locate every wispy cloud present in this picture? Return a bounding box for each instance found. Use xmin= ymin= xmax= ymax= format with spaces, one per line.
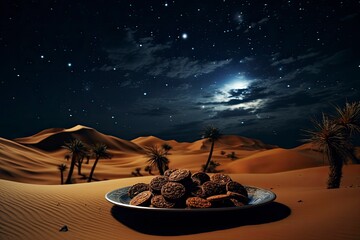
xmin=271 ymin=52 xmax=319 ymax=66
xmin=243 ymin=17 xmax=269 ymax=32
xmin=149 ymin=58 xmax=232 ymax=79
xmin=239 ymin=56 xmax=255 ymax=63
xmin=340 ymin=13 xmax=358 ymax=21
xmin=270 ymin=49 xmax=350 ymax=82
xmin=97 ymin=29 xmax=232 ymax=79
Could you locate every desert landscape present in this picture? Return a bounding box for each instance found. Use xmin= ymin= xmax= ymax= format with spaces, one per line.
xmin=0 ymin=125 xmax=360 ymax=240
xmin=2 ymin=0 xmax=359 ymax=239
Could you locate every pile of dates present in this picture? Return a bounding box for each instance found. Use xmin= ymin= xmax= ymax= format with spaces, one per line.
xmin=127 ymin=169 xmax=249 ymax=209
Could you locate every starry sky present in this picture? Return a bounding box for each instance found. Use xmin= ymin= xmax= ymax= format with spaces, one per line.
xmin=1 ymin=0 xmax=359 ymax=148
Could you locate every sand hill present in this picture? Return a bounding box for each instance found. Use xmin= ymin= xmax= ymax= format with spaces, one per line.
xmin=14 ymin=125 xmax=144 ymax=153
xmin=0 ymin=125 xmax=334 ymax=184
xmin=1 ymin=125 xmax=359 ymax=239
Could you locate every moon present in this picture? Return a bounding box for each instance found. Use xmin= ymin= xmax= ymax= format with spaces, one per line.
xmin=208 ymin=75 xmax=267 ymax=111
xmin=212 ymin=77 xmax=251 ymax=103
xmin=223 ymin=80 xmax=251 ymax=93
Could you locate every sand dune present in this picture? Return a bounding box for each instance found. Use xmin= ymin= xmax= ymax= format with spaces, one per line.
xmin=14 ymin=125 xmax=144 ymax=153
xmin=185 ymin=135 xmax=277 ymax=152
xmin=0 ymin=137 xmax=61 ymax=184
xmin=131 ymin=136 xmax=192 ymax=151
xmin=1 ymin=125 xmax=360 ymax=239
xmin=216 ymin=135 xmax=278 ymax=150
xmin=1 ymin=166 xmax=359 ymax=240
xmin=131 ymin=136 xmax=176 ymax=146
xmin=1 ymin=125 xmax=356 ymax=184
xmin=224 ymin=148 xmax=325 ymax=173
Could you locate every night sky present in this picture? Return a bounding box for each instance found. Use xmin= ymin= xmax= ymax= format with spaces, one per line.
xmin=1 ymin=0 xmax=359 ymax=148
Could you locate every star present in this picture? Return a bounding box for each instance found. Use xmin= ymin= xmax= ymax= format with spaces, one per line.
xmin=182 ymin=33 xmax=188 ymax=39
xmin=67 ymin=63 xmax=72 ymax=67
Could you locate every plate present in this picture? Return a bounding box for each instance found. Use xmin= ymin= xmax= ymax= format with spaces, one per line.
xmin=105 ymin=185 xmax=276 ymax=212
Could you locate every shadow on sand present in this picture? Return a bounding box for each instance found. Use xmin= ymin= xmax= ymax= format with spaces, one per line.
xmin=111 ymin=202 xmax=291 ymax=236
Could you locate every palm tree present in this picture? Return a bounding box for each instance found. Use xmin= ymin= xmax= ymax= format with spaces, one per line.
xmin=161 ymin=143 xmax=172 ymax=154
xmin=63 ymin=139 xmax=89 ymax=184
xmin=304 ymin=113 xmax=352 ymax=188
xmin=88 ymin=143 xmax=111 ymax=182
xmin=85 ymin=155 xmax=91 ymax=164
xmin=145 ymin=145 xmax=169 ymax=175
xmin=334 ymin=101 xmax=360 ymax=163
xmin=77 ymin=155 xmax=85 ymax=176
xmin=202 ymin=160 xmax=220 ymax=173
xmin=144 ymin=165 xmax=154 ymax=175
xmin=58 ymin=163 xmax=67 ymax=185
xmin=64 ymin=154 xmax=71 ymax=162
xmin=227 ymin=151 xmax=237 ymax=160
xmin=202 ymin=125 xmax=221 ymax=173
xmin=135 ymin=167 xmax=143 ymax=176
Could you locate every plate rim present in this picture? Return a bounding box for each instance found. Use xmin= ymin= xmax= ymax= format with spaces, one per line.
xmin=105 ymin=185 xmax=276 ymax=212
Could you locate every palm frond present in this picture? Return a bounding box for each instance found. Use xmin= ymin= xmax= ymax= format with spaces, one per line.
xmin=202 ymin=125 xmax=221 ymax=142
xmin=58 ymin=163 xmax=67 ymax=171
xmin=304 ymin=113 xmax=352 ymax=164
xmin=63 ymin=139 xmax=89 ymax=157
xmin=144 ymin=145 xmax=169 ymax=174
xmin=161 ymin=143 xmax=172 ymax=153
xmin=335 ymin=101 xmax=360 ymax=136
xmin=91 ymin=143 xmax=112 ymax=159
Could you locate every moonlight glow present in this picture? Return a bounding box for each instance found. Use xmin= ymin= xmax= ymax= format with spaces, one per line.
xmin=213 ymin=75 xmax=253 ymax=102
xmin=208 ymin=76 xmax=266 ymax=111
xmin=223 ymin=79 xmax=251 ymax=93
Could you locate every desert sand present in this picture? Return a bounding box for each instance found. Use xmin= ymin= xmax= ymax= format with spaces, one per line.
xmin=1 ymin=125 xmax=360 ymax=240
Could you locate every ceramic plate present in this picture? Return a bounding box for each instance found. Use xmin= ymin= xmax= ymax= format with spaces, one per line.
xmin=105 ymin=185 xmax=276 ymax=212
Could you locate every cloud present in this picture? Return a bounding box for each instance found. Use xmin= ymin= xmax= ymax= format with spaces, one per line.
xmin=211 ymin=108 xmax=252 ymax=119
xmin=257 ymin=17 xmax=269 ymax=24
xmin=97 ymin=29 xmax=232 ymax=79
xmin=340 ymin=13 xmax=358 ymax=21
xmin=199 ymin=85 xmax=274 ymax=108
xmin=176 ymin=83 xmax=192 ymax=90
xmin=239 ymin=56 xmax=255 ymax=63
xmin=234 ymin=12 xmax=244 ymax=25
xmin=271 ymin=49 xmax=350 ymax=82
xmin=118 ymin=80 xmax=137 ymax=88
xmin=243 ymin=17 xmax=269 ymax=32
xmin=262 ymin=90 xmax=335 ymax=111
xmin=271 ymin=52 xmax=319 ymax=66
xmin=99 ymin=30 xmax=170 ymax=72
xmin=148 ymin=57 xmax=232 ymax=79
xmin=228 ymin=86 xmax=271 ymax=99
